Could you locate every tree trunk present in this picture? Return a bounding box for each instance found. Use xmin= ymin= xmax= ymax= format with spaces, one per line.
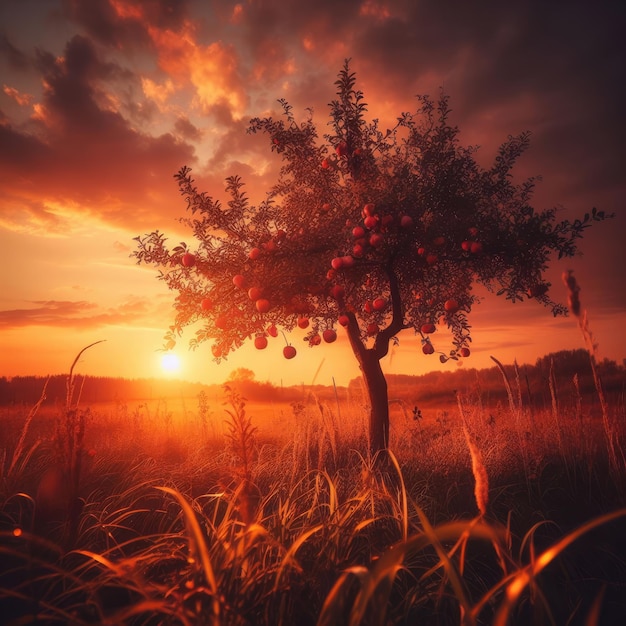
xmin=361 ymin=351 xmax=390 ymax=455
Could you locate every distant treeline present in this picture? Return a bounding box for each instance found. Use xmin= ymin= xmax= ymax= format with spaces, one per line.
xmin=1 ymin=349 xmax=623 ymax=409
xmin=375 ymin=349 xmax=625 ymax=410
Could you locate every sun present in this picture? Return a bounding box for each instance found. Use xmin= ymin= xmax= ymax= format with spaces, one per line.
xmin=160 ymin=353 xmax=181 ymax=373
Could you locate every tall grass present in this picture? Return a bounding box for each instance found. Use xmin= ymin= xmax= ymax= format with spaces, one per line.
xmin=1 ymin=355 xmax=625 ymax=624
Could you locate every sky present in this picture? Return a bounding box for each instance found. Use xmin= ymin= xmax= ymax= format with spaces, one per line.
xmin=1 ymin=0 xmax=624 ymax=388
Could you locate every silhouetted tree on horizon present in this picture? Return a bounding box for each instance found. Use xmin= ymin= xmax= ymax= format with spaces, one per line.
xmin=134 ymin=61 xmax=611 ymax=454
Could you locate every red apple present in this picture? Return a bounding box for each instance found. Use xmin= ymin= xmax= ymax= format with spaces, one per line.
xmin=321 ymin=158 xmax=330 ymax=170
xmin=364 ymin=215 xmax=379 ymax=229
xmin=264 ymin=239 xmax=277 ymax=252
xmin=215 ymin=315 xmax=228 ymax=330
xmin=369 ymin=233 xmax=383 ymax=248
xmin=352 ymin=244 xmax=364 ymax=258
xmin=444 ymin=299 xmax=459 ymax=313
xmin=323 ymin=329 xmax=337 ymax=343
xmin=364 ymin=301 xmax=373 ymax=314
xmin=421 ymin=323 xmax=436 ymax=334
xmin=310 ymin=334 xmax=322 ymax=346
xmin=331 ymin=285 xmax=345 ymax=299
xmin=327 ymin=269 xmax=337 ymax=280
xmin=352 ymin=226 xmax=366 ymax=238
xmin=417 ymin=246 xmax=426 ymax=256
xmin=297 ymin=317 xmax=309 ymax=329
xmin=461 ymin=241 xmax=472 ymax=252
xmin=254 ymin=336 xmax=268 ymax=350
xmin=322 ymin=203 xmax=331 ymax=212
xmin=367 ymin=323 xmax=378 ymax=336
xmin=256 ymin=299 xmax=270 ymax=313
xmin=422 ymin=342 xmax=435 ymax=355
xmin=460 ymin=347 xmax=471 ymax=357
xmin=363 ymin=203 xmax=376 ymax=217
xmin=381 ymin=215 xmax=394 ymax=228
xmin=181 ymin=252 xmax=195 ymax=267
xmin=400 ymin=215 xmax=413 ymax=228
xmin=248 ymin=287 xmax=263 ymax=301
xmin=470 ymin=241 xmax=483 ymax=254
xmin=338 ymin=314 xmax=350 ymax=327
xmin=283 ymin=345 xmax=297 ymax=359
xmin=335 ymin=141 xmax=348 ymax=156
xmin=267 ymin=324 xmax=278 ymax=337
xmin=249 ymin=247 xmax=261 ymax=260
xmin=373 ymin=297 xmax=387 ymax=311
xmin=331 ymin=257 xmax=344 ymax=270
xmin=201 ymin=298 xmax=213 ymax=311
xmin=426 ymin=254 xmax=438 ymax=264
xmin=342 ymin=255 xmax=355 ymax=268
xmin=233 ymin=274 xmax=246 ymax=288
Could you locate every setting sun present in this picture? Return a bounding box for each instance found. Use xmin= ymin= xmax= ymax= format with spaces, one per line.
xmin=160 ymin=353 xmax=181 ymax=373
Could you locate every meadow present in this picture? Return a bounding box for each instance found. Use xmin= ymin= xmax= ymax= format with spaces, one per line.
xmin=1 ymin=357 xmax=625 ymax=625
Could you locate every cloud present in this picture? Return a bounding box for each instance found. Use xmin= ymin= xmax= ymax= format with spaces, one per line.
xmin=0 ymin=298 xmax=157 ymax=329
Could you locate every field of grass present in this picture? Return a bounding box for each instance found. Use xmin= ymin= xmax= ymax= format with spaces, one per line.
xmin=1 ymin=371 xmax=626 ymax=625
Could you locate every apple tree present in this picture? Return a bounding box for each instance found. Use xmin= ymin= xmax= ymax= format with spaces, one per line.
xmin=133 ymin=62 xmax=610 ymax=454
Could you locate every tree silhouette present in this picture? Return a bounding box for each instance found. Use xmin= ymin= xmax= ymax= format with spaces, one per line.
xmin=134 ymin=61 xmax=610 ymax=454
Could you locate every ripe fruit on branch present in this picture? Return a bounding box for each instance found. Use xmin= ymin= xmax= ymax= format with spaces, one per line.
xmin=426 ymin=253 xmax=438 ymax=264
xmin=256 ymin=299 xmax=270 ymax=313
xmin=352 ymin=244 xmax=364 ymax=258
xmin=248 ymin=287 xmax=263 ymax=301
xmin=201 ymin=298 xmax=213 ymax=311
xmin=342 ymin=255 xmax=355 ymax=268
xmin=297 ymin=317 xmax=310 ymax=329
xmin=362 ymin=203 xmax=376 ymax=217
xmin=367 ymin=323 xmax=378 ymax=336
xmin=527 ymin=284 xmax=548 ymax=298
xmin=381 ymin=215 xmax=394 ymax=228
xmin=310 ymin=334 xmax=322 ymax=345
xmin=267 ymin=324 xmax=278 ymax=337
xmin=321 ymin=158 xmax=330 ymax=169
xmin=422 ymin=342 xmax=435 ymax=355
xmin=249 ymin=247 xmax=261 ymax=260
xmin=233 ymin=274 xmax=246 ymax=288
xmin=283 ymin=345 xmax=297 ymax=359
xmin=417 ymin=246 xmax=426 ymax=256
xmin=323 ymin=329 xmax=337 ymax=343
xmin=369 ymin=233 xmax=384 ymax=248
xmin=470 ymin=242 xmax=483 ymax=254
xmin=322 ymin=203 xmax=331 ymax=212
xmin=331 ymin=285 xmax=345 ymax=299
xmin=372 ymin=297 xmax=387 ymax=311
xmin=400 ymin=215 xmax=413 ymax=228
xmin=331 ymin=257 xmax=344 ymax=270
xmin=364 ymin=215 xmax=379 ymax=229
xmin=264 ymin=239 xmax=277 ymax=252
xmin=254 ymin=335 xmax=268 ymax=350
xmin=352 ymin=226 xmax=365 ymax=238
xmin=444 ymin=299 xmax=459 ymax=313
xmin=335 ymin=141 xmax=348 ymax=156
xmin=338 ymin=315 xmax=349 ymax=327
xmin=421 ymin=323 xmax=436 ymax=334
xmin=215 ymin=315 xmax=228 ymax=330
xmin=460 ymin=347 xmax=471 ymax=357
xmin=181 ymin=252 xmax=196 ymax=267
xmin=461 ymin=241 xmax=472 ymax=252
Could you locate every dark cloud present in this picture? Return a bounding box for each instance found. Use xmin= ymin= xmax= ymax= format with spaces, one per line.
xmin=174 ymin=115 xmax=202 ymax=141
xmin=0 ymin=34 xmax=196 ymax=230
xmin=0 ymin=33 xmax=31 ymax=70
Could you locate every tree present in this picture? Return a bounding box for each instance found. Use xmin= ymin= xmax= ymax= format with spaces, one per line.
xmin=133 ymin=61 xmax=611 ymax=455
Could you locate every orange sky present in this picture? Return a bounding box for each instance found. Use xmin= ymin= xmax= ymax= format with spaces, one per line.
xmin=1 ymin=0 xmax=625 ymax=387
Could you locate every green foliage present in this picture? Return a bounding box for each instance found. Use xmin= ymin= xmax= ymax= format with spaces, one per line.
xmin=133 ymin=61 xmax=611 ymax=366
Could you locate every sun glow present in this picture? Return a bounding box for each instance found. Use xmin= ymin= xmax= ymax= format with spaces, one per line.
xmin=160 ymin=353 xmax=181 ymax=373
